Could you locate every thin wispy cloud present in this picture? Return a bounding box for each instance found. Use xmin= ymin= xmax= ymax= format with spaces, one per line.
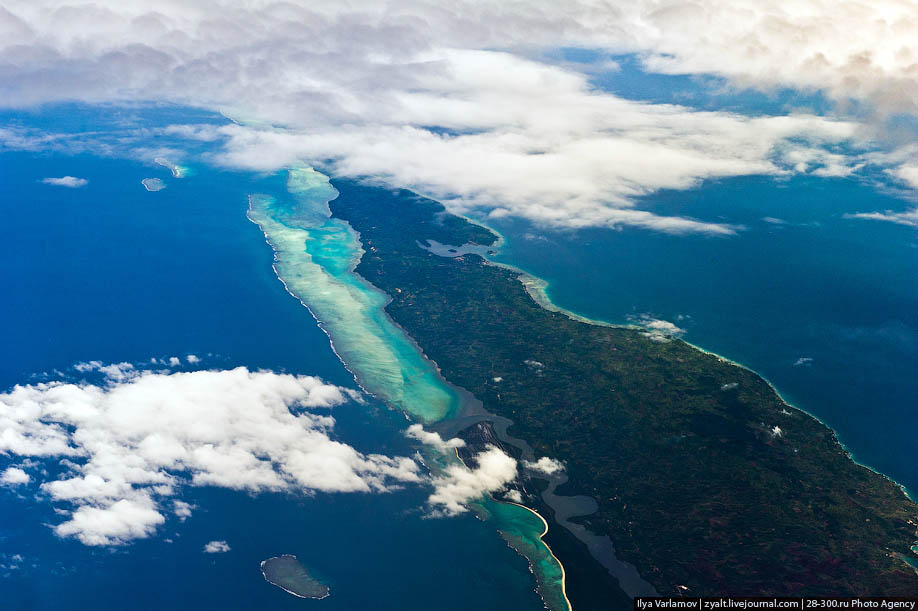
xmin=846 ymin=209 xmax=918 ymax=227
xmin=41 ymin=176 xmax=88 ymax=188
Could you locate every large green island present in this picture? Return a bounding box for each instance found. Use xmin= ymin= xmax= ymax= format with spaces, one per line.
xmin=327 ymin=179 xmax=918 ymax=603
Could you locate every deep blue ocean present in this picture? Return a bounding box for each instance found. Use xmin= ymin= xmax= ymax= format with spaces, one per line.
xmin=0 ymin=145 xmax=544 ymax=610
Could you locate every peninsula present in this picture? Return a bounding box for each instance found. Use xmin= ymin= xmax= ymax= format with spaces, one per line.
xmin=327 ymin=179 xmax=918 ymax=601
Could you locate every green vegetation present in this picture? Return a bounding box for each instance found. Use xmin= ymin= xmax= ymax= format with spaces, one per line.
xmin=329 ymin=180 xmax=918 ymax=599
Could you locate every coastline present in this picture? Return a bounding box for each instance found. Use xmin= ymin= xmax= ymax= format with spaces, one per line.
xmin=451 ymin=443 xmax=573 ymax=611
xmin=502 ymin=500 xmax=573 ymax=611
xmin=442 ymin=381 xmax=657 ymax=599
xmin=463 ymin=215 xmax=917 ymax=505
xmin=246 ymin=177 xmax=572 ymax=611
xmin=246 ymin=185 xmax=461 ymax=423
xmin=260 ymin=556 xmax=331 ymax=600
xmin=141 ymin=177 xmax=165 ymax=192
xmin=333 ymin=190 xmax=915 ymax=584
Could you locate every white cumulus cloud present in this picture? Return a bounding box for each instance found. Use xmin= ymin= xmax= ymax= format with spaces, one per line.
xmin=56 ymin=499 xmax=165 ymax=546
xmin=405 ymin=424 xmax=465 ymax=454
xmin=0 ymin=467 xmax=31 ymax=486
xmin=632 ymin=315 xmax=686 ymax=342
xmin=523 ymin=457 xmax=565 ymax=477
xmin=173 ymin=499 xmax=194 ymax=521
xmin=203 ymin=540 xmax=230 ymax=553
xmin=0 ymin=365 xmax=422 ymax=546
xmin=427 ymin=446 xmax=518 ymax=516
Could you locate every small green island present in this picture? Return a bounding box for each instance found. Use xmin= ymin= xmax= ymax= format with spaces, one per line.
xmin=261 ymin=555 xmax=329 ymax=600
xmin=328 ymin=179 xmax=918 ymax=604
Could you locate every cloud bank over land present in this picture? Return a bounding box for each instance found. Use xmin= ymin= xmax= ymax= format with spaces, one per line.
xmin=0 ymin=365 xmax=422 ymax=545
xmin=5 ymin=1 xmax=918 ymax=117
xmin=3 ymin=1 xmax=917 ymax=232
xmin=625 ymin=1 xmax=918 ymax=121
xmin=523 ymin=457 xmax=565 ymax=477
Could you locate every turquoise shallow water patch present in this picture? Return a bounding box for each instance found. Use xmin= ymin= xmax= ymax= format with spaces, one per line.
xmin=247 ymin=167 xmax=459 ymax=423
xmin=484 ymin=499 xmax=568 ymax=611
